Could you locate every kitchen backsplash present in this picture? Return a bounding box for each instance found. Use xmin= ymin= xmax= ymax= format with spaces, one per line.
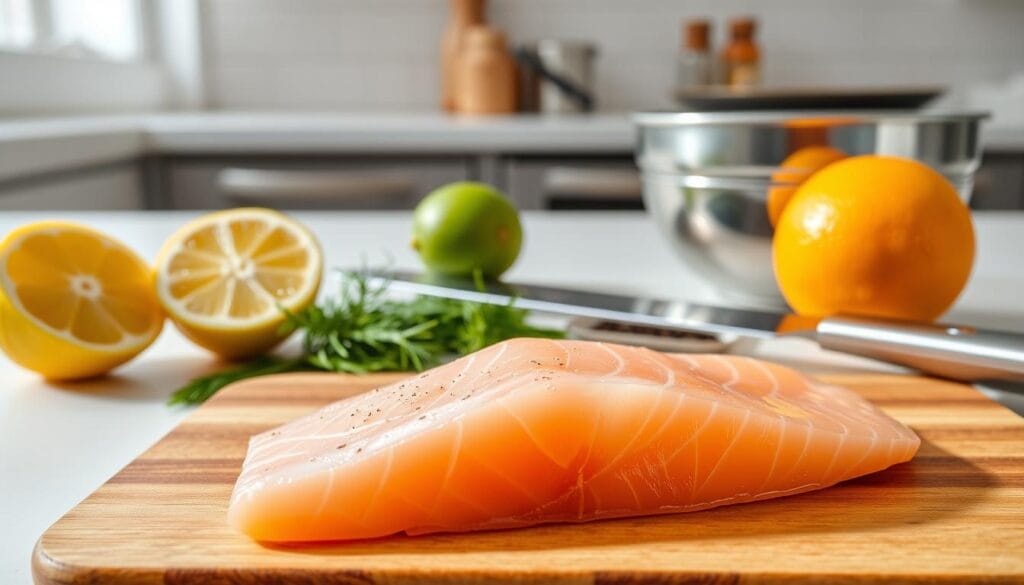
xmin=202 ymin=0 xmax=1024 ymax=111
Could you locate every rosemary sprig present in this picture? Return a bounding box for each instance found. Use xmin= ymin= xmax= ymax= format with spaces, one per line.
xmin=168 ymin=270 xmax=564 ymax=405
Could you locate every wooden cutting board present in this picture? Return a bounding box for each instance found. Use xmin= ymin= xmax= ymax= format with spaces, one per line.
xmin=33 ymin=372 xmax=1024 ymax=585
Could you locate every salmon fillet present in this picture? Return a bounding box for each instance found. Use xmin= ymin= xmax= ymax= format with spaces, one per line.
xmin=229 ymin=338 xmax=919 ymax=542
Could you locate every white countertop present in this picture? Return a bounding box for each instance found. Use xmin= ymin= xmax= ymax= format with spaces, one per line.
xmin=144 ymin=112 xmax=634 ymax=154
xmin=0 ymin=112 xmax=635 ymax=183
xmin=2 ymin=111 xmax=1023 ymax=184
xmin=984 ymin=125 xmax=1024 ymax=151
xmin=2 ymin=210 xmax=1023 ymax=584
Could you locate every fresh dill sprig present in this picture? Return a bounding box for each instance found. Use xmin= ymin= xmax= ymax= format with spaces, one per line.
xmin=167 ymin=357 xmax=310 ymax=406
xmin=168 ymin=270 xmax=564 ymax=405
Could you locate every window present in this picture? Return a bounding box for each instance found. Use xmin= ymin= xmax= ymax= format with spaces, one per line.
xmin=0 ymin=0 xmax=142 ymax=61
xmin=0 ymin=0 xmax=165 ymax=114
xmin=0 ymin=0 xmax=34 ymax=50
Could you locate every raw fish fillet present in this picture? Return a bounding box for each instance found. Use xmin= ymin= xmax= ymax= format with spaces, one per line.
xmin=229 ymin=338 xmax=919 ymax=542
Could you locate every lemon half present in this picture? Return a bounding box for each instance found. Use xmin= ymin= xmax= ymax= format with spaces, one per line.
xmin=154 ymin=208 xmax=322 ymax=359
xmin=0 ymin=222 xmax=164 ymax=380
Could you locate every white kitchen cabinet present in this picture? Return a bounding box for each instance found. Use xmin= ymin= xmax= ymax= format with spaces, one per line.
xmin=0 ymin=165 xmax=142 ymax=210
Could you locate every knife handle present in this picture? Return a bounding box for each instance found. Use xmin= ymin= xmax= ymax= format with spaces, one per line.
xmin=815 ymin=316 xmax=1024 ymax=382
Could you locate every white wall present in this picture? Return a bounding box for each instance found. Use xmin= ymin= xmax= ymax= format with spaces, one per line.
xmin=0 ymin=52 xmax=165 ymax=115
xmin=201 ymin=0 xmax=1024 ymax=112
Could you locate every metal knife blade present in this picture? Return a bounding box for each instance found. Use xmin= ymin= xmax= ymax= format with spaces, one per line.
xmin=363 ymin=269 xmax=1024 ymax=382
xmin=364 ymin=269 xmax=802 ymax=339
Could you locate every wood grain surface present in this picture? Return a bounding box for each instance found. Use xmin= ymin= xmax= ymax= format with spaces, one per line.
xmin=33 ymin=372 xmax=1024 ymax=584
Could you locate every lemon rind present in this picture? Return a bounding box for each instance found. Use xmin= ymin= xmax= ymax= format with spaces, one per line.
xmin=154 ymin=209 xmax=322 ymax=331
xmin=0 ymin=222 xmax=162 ymax=353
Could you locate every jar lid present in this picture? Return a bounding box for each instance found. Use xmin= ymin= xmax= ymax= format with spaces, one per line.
xmin=685 ymin=20 xmax=711 ymax=51
xmin=729 ymin=17 xmax=757 ymax=39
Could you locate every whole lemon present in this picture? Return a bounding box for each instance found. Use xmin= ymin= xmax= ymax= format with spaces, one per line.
xmin=773 ymin=155 xmax=974 ymax=321
xmin=412 ymin=182 xmax=522 ymax=278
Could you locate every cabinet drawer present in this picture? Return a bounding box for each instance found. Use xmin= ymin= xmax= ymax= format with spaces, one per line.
xmin=972 ymin=153 xmax=1024 ymax=210
xmin=504 ymin=156 xmax=641 ymax=210
xmin=161 ymin=156 xmax=472 ymax=210
xmin=0 ymin=165 xmax=142 ymax=210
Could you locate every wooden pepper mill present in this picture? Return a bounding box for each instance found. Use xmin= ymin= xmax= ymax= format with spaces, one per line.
xmin=440 ymin=0 xmax=485 ymax=112
xmin=453 ymin=25 xmax=518 ymax=115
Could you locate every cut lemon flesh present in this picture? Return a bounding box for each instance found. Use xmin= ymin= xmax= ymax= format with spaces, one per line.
xmin=155 ymin=208 xmax=322 ymax=358
xmin=0 ymin=222 xmax=163 ymax=380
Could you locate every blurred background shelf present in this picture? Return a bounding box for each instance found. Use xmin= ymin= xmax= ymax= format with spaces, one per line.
xmin=2 ymin=112 xmax=1023 ymax=211
xmin=2 ymin=0 xmax=1024 ymax=211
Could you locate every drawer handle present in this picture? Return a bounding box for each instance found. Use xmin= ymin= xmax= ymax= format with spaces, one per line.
xmin=218 ymin=169 xmax=414 ymax=201
xmin=543 ymin=167 xmax=641 ymax=199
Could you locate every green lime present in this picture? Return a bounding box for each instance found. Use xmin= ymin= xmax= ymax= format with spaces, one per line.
xmin=411 ymin=182 xmax=522 ymax=278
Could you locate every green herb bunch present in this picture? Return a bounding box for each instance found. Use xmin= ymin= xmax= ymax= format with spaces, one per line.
xmin=168 ymin=271 xmax=563 ymax=405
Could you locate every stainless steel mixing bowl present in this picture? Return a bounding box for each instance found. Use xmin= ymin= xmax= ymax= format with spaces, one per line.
xmin=634 ymin=111 xmax=988 ymax=307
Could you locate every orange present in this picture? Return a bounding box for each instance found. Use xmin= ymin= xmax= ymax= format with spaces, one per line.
xmin=772 ymin=155 xmax=975 ymax=321
xmin=782 ymin=116 xmax=860 ymax=131
xmin=767 ymin=146 xmax=847 ymax=226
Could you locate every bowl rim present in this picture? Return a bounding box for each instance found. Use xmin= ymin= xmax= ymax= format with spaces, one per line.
xmin=632 ymin=110 xmax=991 ymax=127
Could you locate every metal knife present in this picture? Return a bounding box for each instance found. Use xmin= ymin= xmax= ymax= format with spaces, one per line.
xmin=365 ymin=269 xmax=1024 ymax=382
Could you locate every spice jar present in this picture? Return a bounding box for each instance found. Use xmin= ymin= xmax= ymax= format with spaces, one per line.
xmin=721 ymin=17 xmax=760 ymax=87
xmin=676 ymin=19 xmax=714 ymax=90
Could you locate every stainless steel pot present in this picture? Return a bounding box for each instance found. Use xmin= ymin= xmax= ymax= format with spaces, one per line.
xmin=518 ymin=40 xmax=596 ymax=114
xmin=633 ymin=111 xmax=988 ymax=307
